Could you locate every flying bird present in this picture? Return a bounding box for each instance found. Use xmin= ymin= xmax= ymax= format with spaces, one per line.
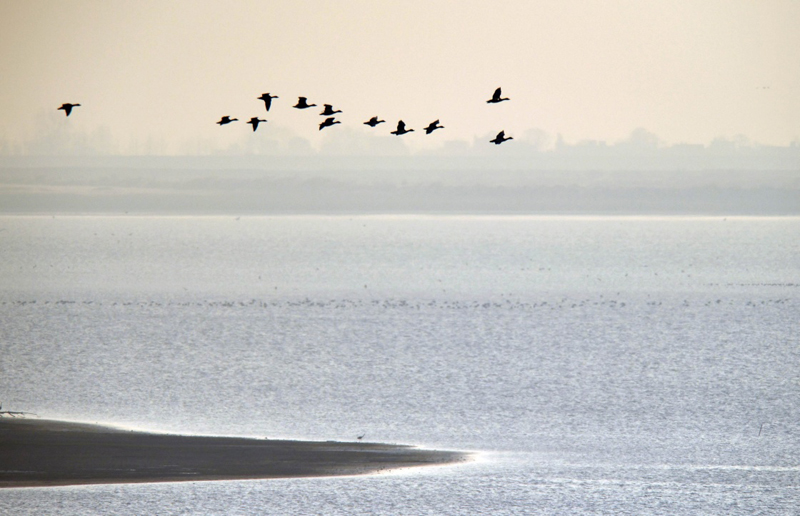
xmin=320 ymin=104 xmax=342 ymax=116
xmin=293 ymin=97 xmax=317 ymax=109
xmin=363 ymin=116 xmax=385 ymax=127
xmin=490 ymin=130 xmax=513 ymax=144
xmin=424 ymin=120 xmax=444 ymax=134
xmin=319 ymin=117 xmax=341 ymax=130
xmin=486 ymin=87 xmax=509 ymax=104
xmin=390 ymin=120 xmax=414 ymax=135
xmin=58 ymin=103 xmax=81 ymax=116
xmin=247 ymin=117 xmax=267 ymax=131
xmin=257 ymin=93 xmax=278 ymax=112
xmin=216 ymin=116 xmax=238 ymax=125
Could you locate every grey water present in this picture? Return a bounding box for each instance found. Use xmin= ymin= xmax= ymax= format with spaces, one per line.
xmin=1 ymin=215 xmax=798 ymax=514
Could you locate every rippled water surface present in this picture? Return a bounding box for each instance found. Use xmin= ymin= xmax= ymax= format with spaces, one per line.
xmin=1 ymin=215 xmax=798 ymax=514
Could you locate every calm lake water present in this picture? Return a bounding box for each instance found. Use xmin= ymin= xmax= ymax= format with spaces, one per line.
xmin=1 ymin=215 xmax=798 ymax=514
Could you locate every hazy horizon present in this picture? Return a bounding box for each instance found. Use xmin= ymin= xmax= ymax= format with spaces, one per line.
xmin=2 ymin=1 xmax=799 ymax=157
xmin=2 ymin=2 xmax=797 ymax=214
xmin=2 ymin=121 xmax=800 ymax=160
xmin=2 ymin=4 xmax=799 ymax=511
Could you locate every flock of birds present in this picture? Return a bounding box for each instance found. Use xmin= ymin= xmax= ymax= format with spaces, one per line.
xmin=57 ymin=87 xmax=515 ymax=145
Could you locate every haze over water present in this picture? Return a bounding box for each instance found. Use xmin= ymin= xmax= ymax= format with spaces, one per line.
xmin=1 ymin=214 xmax=798 ymax=514
xmin=2 ymin=1 xmax=799 ymax=511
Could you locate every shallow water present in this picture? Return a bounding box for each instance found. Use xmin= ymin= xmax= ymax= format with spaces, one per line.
xmin=1 ymin=215 xmax=798 ymax=514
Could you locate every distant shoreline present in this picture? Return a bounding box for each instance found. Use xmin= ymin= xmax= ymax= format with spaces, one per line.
xmin=0 ymin=418 xmax=468 ymax=488
xmin=1 ymin=162 xmax=798 ymax=216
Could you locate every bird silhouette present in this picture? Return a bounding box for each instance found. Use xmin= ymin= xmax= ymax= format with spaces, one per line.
xmin=247 ymin=117 xmax=267 ymax=131
xmin=391 ymin=120 xmax=414 ymax=135
xmin=319 ymin=117 xmax=341 ymax=130
xmin=257 ymin=93 xmax=278 ymax=112
xmin=320 ymin=104 xmax=342 ymax=116
xmin=216 ymin=116 xmax=238 ymax=125
xmin=424 ymin=120 xmax=444 ymax=134
xmin=357 ymin=433 xmax=365 ymax=440
xmin=490 ymin=130 xmax=513 ymax=144
xmin=486 ymin=87 xmax=509 ymax=104
xmin=293 ymin=97 xmax=317 ymax=109
xmin=363 ymin=116 xmax=385 ymax=127
xmin=58 ymin=103 xmax=81 ymax=116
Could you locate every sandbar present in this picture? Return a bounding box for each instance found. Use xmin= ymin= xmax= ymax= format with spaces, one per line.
xmin=0 ymin=418 xmax=467 ymax=488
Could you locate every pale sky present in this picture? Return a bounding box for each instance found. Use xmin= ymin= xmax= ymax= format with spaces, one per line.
xmin=1 ymin=0 xmax=798 ymax=155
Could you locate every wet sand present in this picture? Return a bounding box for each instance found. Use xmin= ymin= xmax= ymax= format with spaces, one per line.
xmin=0 ymin=418 xmax=468 ymax=488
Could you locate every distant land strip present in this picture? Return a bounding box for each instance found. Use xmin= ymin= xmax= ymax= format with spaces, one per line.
xmin=1 ymin=162 xmax=798 ymax=215
xmin=0 ymin=418 xmax=468 ymax=488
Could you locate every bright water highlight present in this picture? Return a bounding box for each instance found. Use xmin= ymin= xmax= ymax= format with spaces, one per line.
xmin=1 ymin=215 xmax=798 ymax=514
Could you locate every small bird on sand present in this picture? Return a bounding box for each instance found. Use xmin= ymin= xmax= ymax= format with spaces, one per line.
xmin=424 ymin=120 xmax=444 ymax=134
xmin=293 ymin=97 xmax=317 ymax=109
xmin=58 ymin=103 xmax=81 ymax=116
xmin=486 ymin=87 xmax=509 ymax=104
xmin=216 ymin=116 xmax=238 ymax=125
xmin=319 ymin=117 xmax=341 ymax=130
xmin=357 ymin=433 xmax=365 ymax=440
xmin=390 ymin=120 xmax=414 ymax=135
xmin=490 ymin=130 xmax=513 ymax=144
xmin=247 ymin=117 xmax=267 ymax=131
xmin=257 ymin=93 xmax=278 ymax=112
xmin=320 ymin=104 xmax=342 ymax=116
xmin=363 ymin=116 xmax=385 ymax=127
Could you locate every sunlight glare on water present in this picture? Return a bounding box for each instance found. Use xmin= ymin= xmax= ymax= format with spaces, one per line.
xmin=0 ymin=215 xmax=798 ymax=514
